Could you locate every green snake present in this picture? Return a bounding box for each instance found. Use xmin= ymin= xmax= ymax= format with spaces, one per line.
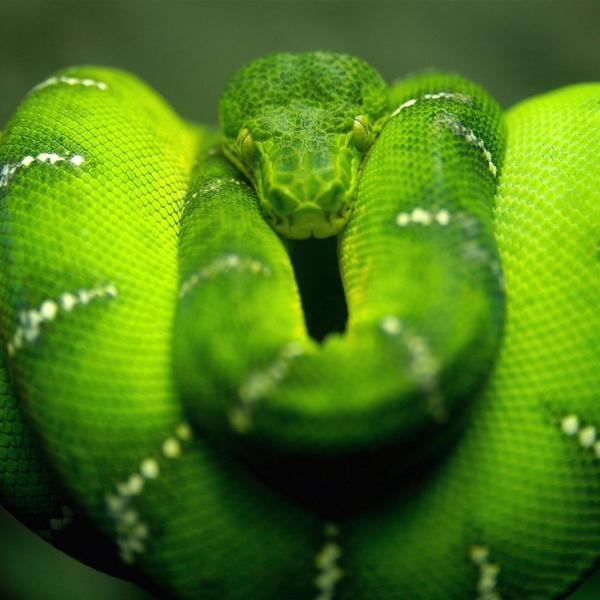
xmin=0 ymin=51 xmax=598 ymax=599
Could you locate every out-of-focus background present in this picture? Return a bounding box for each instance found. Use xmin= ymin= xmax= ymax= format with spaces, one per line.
xmin=1 ymin=0 xmax=598 ymax=598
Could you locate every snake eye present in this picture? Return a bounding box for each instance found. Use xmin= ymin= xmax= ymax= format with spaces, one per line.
xmin=237 ymin=127 xmax=258 ymax=165
xmin=352 ymin=115 xmax=371 ymax=152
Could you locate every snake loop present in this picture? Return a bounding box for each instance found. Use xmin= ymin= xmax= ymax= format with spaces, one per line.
xmin=0 ymin=53 xmax=598 ymax=599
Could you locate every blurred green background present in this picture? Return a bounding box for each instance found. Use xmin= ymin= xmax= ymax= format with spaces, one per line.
xmin=1 ymin=0 xmax=598 ymax=598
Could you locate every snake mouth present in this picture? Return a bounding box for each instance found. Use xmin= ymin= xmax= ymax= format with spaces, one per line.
xmin=266 ymin=204 xmax=349 ymax=239
xmin=260 ymin=178 xmax=355 ymax=239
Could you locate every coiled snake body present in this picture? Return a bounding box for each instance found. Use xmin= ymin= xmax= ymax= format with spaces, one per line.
xmin=0 ymin=52 xmax=598 ymax=599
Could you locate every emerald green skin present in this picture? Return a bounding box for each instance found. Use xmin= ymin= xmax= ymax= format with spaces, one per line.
xmin=0 ymin=53 xmax=599 ymax=599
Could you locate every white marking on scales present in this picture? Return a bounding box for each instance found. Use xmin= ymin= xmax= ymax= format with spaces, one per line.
xmin=380 ymin=315 xmax=403 ymax=336
xmin=470 ymin=544 xmax=502 ymax=599
xmin=105 ymin=422 xmax=193 ymax=565
xmin=314 ymin=522 xmax=344 ymax=600
xmin=179 ymin=253 xmax=271 ymax=299
xmin=229 ymin=341 xmax=305 ymax=434
xmin=390 ymin=91 xmax=472 ymax=118
xmin=0 ymin=152 xmax=85 ymax=188
xmin=560 ymin=414 xmax=600 ymax=457
xmin=437 ymin=113 xmax=498 ymax=177
xmin=379 ymin=316 xmax=446 ymax=421
xmin=7 ymin=283 xmax=118 ymax=356
xmin=31 ymin=75 xmax=108 ymax=93
xmin=395 ymin=208 xmax=451 ymax=228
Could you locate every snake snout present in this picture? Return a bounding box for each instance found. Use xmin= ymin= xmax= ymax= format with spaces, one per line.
xmin=265 ymin=181 xmax=351 ymax=239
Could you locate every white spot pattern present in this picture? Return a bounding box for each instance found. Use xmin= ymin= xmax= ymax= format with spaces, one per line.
xmin=140 ymin=458 xmax=160 ymax=480
xmin=395 ymin=207 xmax=502 ymax=284
xmin=470 ymin=545 xmax=501 ymax=599
xmin=395 ymin=208 xmax=451 ymax=228
xmin=437 ymin=113 xmax=497 ymax=177
xmin=390 ymin=91 xmax=472 ymax=118
xmin=7 ymin=284 xmax=118 ymax=356
xmin=175 ymin=422 xmax=192 ymax=441
xmin=560 ymin=414 xmax=600 ymax=457
xmin=190 ymin=176 xmax=246 ymax=198
xmin=314 ymin=522 xmax=344 ymax=600
xmin=0 ymin=152 xmax=85 ymax=188
xmin=229 ymin=341 xmax=305 ymax=434
xmin=31 ymin=75 xmax=108 ymax=93
xmin=193 ymin=177 xmax=228 ymax=196
xmin=379 ymin=316 xmax=446 ymax=421
xmin=105 ymin=423 xmax=193 ymax=564
xmin=162 ymin=437 xmax=181 ymax=458
xmin=561 ymin=414 xmax=579 ymax=435
xmin=380 ymin=315 xmax=403 ymax=336
xmin=404 ymin=329 xmax=446 ymax=421
xmin=179 ymin=253 xmax=271 ymax=299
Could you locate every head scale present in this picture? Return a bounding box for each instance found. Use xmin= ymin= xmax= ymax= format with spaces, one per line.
xmin=219 ymin=52 xmax=388 ymax=239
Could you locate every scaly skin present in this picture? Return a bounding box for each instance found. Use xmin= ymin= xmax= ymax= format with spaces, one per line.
xmin=0 ymin=54 xmax=599 ymax=599
xmin=181 ymin=57 xmax=504 ymax=460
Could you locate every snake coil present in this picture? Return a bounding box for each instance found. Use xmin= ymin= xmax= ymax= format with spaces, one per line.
xmin=0 ymin=52 xmax=599 ymax=599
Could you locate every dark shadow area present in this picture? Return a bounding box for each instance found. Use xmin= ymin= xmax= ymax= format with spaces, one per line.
xmin=287 ymin=236 xmax=347 ymax=341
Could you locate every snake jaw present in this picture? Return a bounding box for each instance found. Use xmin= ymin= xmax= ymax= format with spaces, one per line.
xmin=257 ymin=179 xmax=354 ymax=239
xmin=286 ymin=205 xmax=347 ymax=239
xmin=244 ymin=135 xmax=360 ymax=239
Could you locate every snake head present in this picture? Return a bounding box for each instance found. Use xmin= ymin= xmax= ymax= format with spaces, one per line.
xmin=219 ymin=52 xmax=388 ymax=239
